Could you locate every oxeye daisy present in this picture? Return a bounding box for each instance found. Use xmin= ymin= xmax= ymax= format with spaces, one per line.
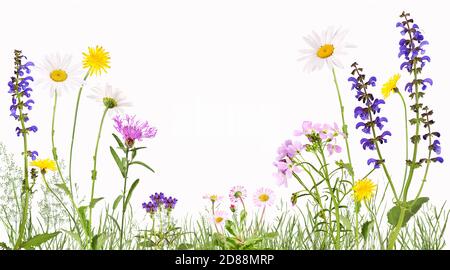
xmin=299 ymin=27 xmax=354 ymax=72
xmin=82 ymin=45 xmax=111 ymax=76
xmin=353 ymin=178 xmax=377 ymax=202
xmin=253 ymin=188 xmax=275 ymax=208
xmin=36 ymin=53 xmax=83 ymax=96
xmin=87 ymin=83 xmax=131 ymax=114
xmin=30 ymin=158 xmax=57 ymax=174
xmin=381 ymin=74 xmax=401 ymax=99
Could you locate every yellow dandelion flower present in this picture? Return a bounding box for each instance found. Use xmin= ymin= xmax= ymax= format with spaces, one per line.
xmin=82 ymin=46 xmax=111 ymax=76
xmin=381 ymin=74 xmax=401 ymax=99
xmin=353 ymin=178 xmax=376 ymax=202
xmin=30 ymin=158 xmax=57 ymax=174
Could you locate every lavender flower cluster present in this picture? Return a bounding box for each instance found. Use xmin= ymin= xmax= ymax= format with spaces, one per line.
xmin=397 ymin=12 xmax=442 ymax=165
xmin=142 ymin=192 xmax=178 ymax=214
xmin=7 ymin=50 xmax=38 ymax=160
xmin=348 ymin=63 xmax=391 ymax=169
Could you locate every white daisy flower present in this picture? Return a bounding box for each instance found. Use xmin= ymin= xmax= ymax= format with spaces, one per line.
xmin=36 ymin=53 xmax=83 ymax=96
xmin=87 ymin=83 xmax=132 ymax=114
xmin=299 ymin=27 xmax=354 ymax=72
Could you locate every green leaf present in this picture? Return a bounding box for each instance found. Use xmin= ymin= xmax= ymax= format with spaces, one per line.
xmin=112 ymin=133 xmax=125 ymax=151
xmin=62 ymin=229 xmax=82 ymax=246
xmin=340 ymin=216 xmax=352 ymax=231
xmin=387 ymin=197 xmax=429 ymax=227
xmin=264 ymin=232 xmax=278 ymax=238
xmin=361 ymin=220 xmax=374 ymax=241
xmin=124 ymin=179 xmax=140 ymax=211
xmin=0 ymin=242 xmax=11 ymax=250
xmin=77 ymin=206 xmax=90 ymax=235
xmin=89 ymin=197 xmax=104 ymax=209
xmin=131 ymin=146 xmax=147 ymax=151
xmin=110 ymin=146 xmax=125 ymax=177
xmin=138 ymin=240 xmax=156 ymax=248
xmin=113 ymin=195 xmax=123 ymax=211
xmin=225 ymin=220 xmax=236 ymax=236
xmin=91 ymin=233 xmax=106 ymax=250
xmin=55 ymin=182 xmax=71 ymax=197
xmin=107 ymin=215 xmax=121 ymax=231
xmin=21 ymin=232 xmax=60 ymax=250
xmin=177 ymin=243 xmax=194 ymax=250
xmin=129 ymin=161 xmax=155 ymax=173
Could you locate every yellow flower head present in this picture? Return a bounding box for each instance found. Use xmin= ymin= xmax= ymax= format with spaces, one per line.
xmin=353 ymin=178 xmax=376 ymax=202
xmin=316 ymin=44 xmax=335 ymax=59
xmin=381 ymin=74 xmax=401 ymax=99
xmin=82 ymin=46 xmax=111 ymax=76
xmin=30 ymin=159 xmax=57 ymax=174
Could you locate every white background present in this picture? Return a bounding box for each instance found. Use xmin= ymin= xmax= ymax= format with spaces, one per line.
xmin=0 ymin=0 xmax=449 ymax=244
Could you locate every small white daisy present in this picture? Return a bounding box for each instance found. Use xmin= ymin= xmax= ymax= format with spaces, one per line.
xmin=87 ymin=83 xmax=132 ymax=114
xmin=211 ymin=210 xmax=227 ymax=228
xmin=36 ymin=53 xmax=83 ymax=96
xmin=253 ymin=187 xmax=275 ymax=208
xmin=299 ymin=27 xmax=354 ymax=72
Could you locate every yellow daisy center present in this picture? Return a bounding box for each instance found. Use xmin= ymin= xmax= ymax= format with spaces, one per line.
xmin=215 ymin=217 xmax=223 ymax=223
xmin=353 ymin=178 xmax=376 ymax=202
xmin=49 ymin=69 xmax=68 ymax=82
xmin=82 ymin=45 xmax=111 ymax=76
xmin=258 ymin=194 xmax=270 ymax=202
xmin=316 ymin=44 xmax=335 ymax=59
xmin=381 ymin=74 xmax=401 ymax=99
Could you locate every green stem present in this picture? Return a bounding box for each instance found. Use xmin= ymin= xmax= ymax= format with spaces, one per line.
xmin=68 ymin=72 xmax=89 ymax=196
xmin=259 ymin=206 xmax=266 ymax=228
xmin=318 ymin=148 xmax=341 ymax=250
xmin=51 ymin=91 xmax=83 ymax=237
xmin=332 ymin=68 xmax=355 ymax=183
xmin=397 ymin=91 xmax=410 ymax=188
xmin=88 ymin=107 xmax=109 ymax=241
xmin=362 ymin=167 xmax=376 ymax=180
xmin=368 ymin=106 xmax=399 ymax=201
xmin=355 ymin=206 xmax=359 ymax=249
xmin=119 ymin=148 xmax=130 ymax=249
xmin=414 ymin=112 xmax=433 ymax=200
xmin=332 ymin=68 xmax=358 ymax=250
xmin=400 ymin=48 xmax=420 ymax=202
xmin=51 ymin=92 xmax=65 ymax=182
xmin=239 ymin=197 xmax=246 ymax=213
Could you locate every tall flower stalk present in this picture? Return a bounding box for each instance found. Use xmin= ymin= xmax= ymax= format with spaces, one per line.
xmin=386 ymin=12 xmax=443 ymax=249
xmin=348 ymin=63 xmax=398 ymax=200
xmin=86 ymin=83 xmax=130 ymax=244
xmin=8 ymin=50 xmax=38 ymax=249
xmin=299 ymin=28 xmax=357 ymax=246
xmin=111 ymin=114 xmax=157 ymax=249
xmin=68 ymin=46 xmax=110 ymax=196
xmin=68 ymin=72 xmax=89 ymax=195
